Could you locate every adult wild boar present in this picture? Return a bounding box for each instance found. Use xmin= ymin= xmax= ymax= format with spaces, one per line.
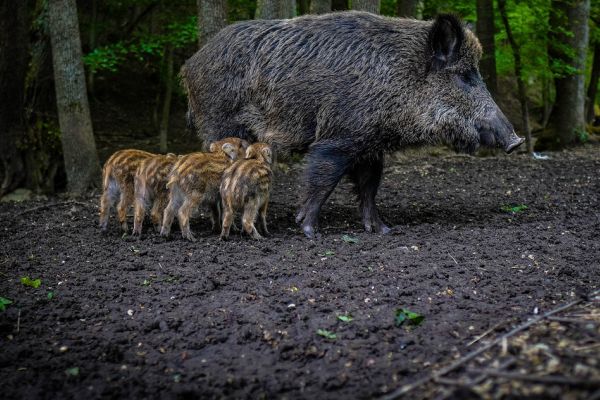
xmin=181 ymin=11 xmax=524 ymax=238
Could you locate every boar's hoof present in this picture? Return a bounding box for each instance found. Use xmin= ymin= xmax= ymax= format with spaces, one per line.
xmin=219 ymin=234 xmax=229 ymax=241
xmin=302 ymin=224 xmax=320 ymax=239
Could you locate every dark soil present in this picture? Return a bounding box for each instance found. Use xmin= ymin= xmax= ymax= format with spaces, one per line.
xmin=1 ymin=147 xmax=599 ymax=399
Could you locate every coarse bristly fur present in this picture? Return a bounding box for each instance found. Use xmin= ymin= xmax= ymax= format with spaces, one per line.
xmin=132 ymin=153 xmax=180 ymax=236
xmin=181 ymin=11 xmax=523 ymax=238
xmin=159 ymin=137 xmax=248 ymax=241
xmin=99 ymin=149 xmax=154 ymax=233
xmin=220 ymin=143 xmax=273 ymax=240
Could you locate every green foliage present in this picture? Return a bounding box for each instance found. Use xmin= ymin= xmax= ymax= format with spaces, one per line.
xmin=337 ymin=314 xmax=354 ymax=322
xmin=395 ymin=308 xmax=424 ymax=327
xmin=316 ymin=329 xmax=337 ymax=339
xmin=501 ymin=204 xmax=528 ymax=213
xmin=84 ymin=16 xmax=197 ymax=73
xmin=65 ymin=367 xmax=80 ymax=377
xmin=20 ymin=276 xmax=42 ymax=288
xmin=0 ymin=297 xmax=13 ymax=311
xmin=341 ymin=234 xmax=359 ymax=244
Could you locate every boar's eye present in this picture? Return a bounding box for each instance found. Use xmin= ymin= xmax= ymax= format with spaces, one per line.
xmin=455 ymin=68 xmax=482 ymax=91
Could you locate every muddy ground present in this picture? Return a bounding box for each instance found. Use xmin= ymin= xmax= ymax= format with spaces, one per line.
xmin=0 ymin=147 xmax=599 ymax=399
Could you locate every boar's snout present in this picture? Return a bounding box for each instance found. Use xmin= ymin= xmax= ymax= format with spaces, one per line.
xmin=475 ymin=111 xmax=524 ymax=154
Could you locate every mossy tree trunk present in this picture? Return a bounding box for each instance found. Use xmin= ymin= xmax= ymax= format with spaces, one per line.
xmin=48 ymin=0 xmax=101 ymax=194
xmin=476 ymin=0 xmax=497 ymax=99
xmin=543 ymin=0 xmax=590 ymax=148
xmin=352 ymin=0 xmax=379 ymax=14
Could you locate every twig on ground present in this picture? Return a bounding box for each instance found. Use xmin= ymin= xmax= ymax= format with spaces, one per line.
xmin=448 ymin=253 xmax=458 ymax=265
xmin=16 ymin=309 xmax=21 ymax=333
xmin=466 ymin=321 xmax=504 ymax=347
xmin=379 ymin=289 xmax=600 ymax=400
xmin=470 ymin=370 xmax=600 ymax=389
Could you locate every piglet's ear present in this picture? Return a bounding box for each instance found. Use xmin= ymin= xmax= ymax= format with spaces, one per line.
xmin=262 ymin=147 xmax=273 ymax=164
xmin=221 ymin=143 xmax=237 ymax=160
xmin=244 ymin=146 xmax=255 ymax=159
xmin=209 ymin=142 xmax=217 ymax=152
xmin=241 ymin=140 xmax=250 ymax=149
xmin=428 ymin=14 xmax=464 ymax=71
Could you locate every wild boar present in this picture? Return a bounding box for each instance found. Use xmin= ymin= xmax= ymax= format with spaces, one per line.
xmin=181 ymin=11 xmax=524 ymax=238
xmin=220 ymin=143 xmax=273 ymax=240
xmin=132 ymin=153 xmax=180 ymax=236
xmin=99 ymin=149 xmax=154 ymax=233
xmin=160 ymin=137 xmax=247 ymax=241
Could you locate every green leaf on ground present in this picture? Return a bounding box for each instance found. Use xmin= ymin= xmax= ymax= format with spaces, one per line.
xmin=337 ymin=314 xmax=354 ymax=322
xmin=65 ymin=367 xmax=79 ymax=377
xmin=20 ymin=276 xmax=41 ymax=288
xmin=501 ymin=204 xmax=528 ymax=213
xmin=395 ymin=308 xmax=425 ymax=327
xmin=0 ymin=297 xmax=12 ymax=311
xmin=319 ymin=250 xmax=335 ymax=257
xmin=316 ymin=329 xmax=336 ymax=340
xmin=142 ymin=279 xmax=151 ymax=286
xmin=47 ymin=292 xmax=54 ymax=300
xmin=341 ymin=234 xmax=359 ymax=244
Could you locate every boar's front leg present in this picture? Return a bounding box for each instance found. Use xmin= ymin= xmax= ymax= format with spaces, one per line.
xmin=348 ymin=153 xmax=391 ymax=234
xmin=296 ymin=142 xmax=350 ymax=238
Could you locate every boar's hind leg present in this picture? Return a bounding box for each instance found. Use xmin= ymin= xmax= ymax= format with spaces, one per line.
xmin=348 ymin=154 xmax=391 ymax=234
xmin=296 ymin=143 xmax=350 ymax=239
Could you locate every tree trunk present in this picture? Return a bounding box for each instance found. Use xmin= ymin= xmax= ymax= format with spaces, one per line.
xmin=498 ymin=0 xmax=532 ymax=154
xmin=476 ymin=0 xmax=497 ymax=99
xmin=352 ymin=0 xmax=379 ymax=14
xmin=159 ymin=45 xmax=174 ymax=153
xmin=542 ymin=75 xmax=552 ymax=128
xmin=197 ymin=0 xmax=228 ymax=48
xmin=48 ymin=0 xmax=101 ymax=194
xmin=586 ymin=42 xmax=600 ymax=123
xmin=310 ymin=0 xmax=331 ymax=14
xmin=545 ymin=0 xmax=590 ymax=148
xmin=397 ymin=0 xmax=421 ymax=18
xmin=0 ymin=0 xmax=28 ymax=197
xmin=281 ymin=0 xmax=297 ymax=18
xmin=256 ymin=0 xmax=278 ymax=19
xmin=256 ymin=0 xmax=296 ymax=19
xmin=87 ymin=0 xmax=97 ymax=97
xmin=298 ymin=0 xmax=309 ymax=15
xmin=331 ymin=0 xmax=349 ymax=11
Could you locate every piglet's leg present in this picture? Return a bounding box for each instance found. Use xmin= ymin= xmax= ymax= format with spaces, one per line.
xmin=117 ymin=186 xmax=134 ymax=233
xmin=220 ymin=205 xmax=234 ymax=240
xmin=160 ymin=188 xmax=182 ymax=238
xmin=348 ymin=153 xmax=391 ymax=234
xmin=296 ymin=142 xmax=350 ymax=239
xmin=242 ymin=200 xmax=261 ymax=240
xmin=99 ymin=178 xmax=118 ymax=232
xmin=150 ymin=195 xmax=166 ymax=232
xmin=178 ymin=195 xmax=201 ymax=242
xmin=258 ymin=199 xmax=269 ymax=236
xmin=132 ymin=178 xmax=147 ymax=236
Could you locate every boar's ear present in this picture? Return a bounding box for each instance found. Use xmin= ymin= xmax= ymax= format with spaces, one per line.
xmin=221 ymin=143 xmax=238 ymax=160
xmin=241 ymin=140 xmax=250 ymax=149
xmin=428 ymin=14 xmax=464 ymax=71
xmin=261 ymin=147 xmax=273 ymax=164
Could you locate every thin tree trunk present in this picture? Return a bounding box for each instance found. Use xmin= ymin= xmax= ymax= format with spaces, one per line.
xmin=498 ymin=0 xmax=532 ymax=154
xmin=310 ymin=0 xmax=331 ymax=14
xmin=159 ymin=45 xmax=174 ymax=153
xmin=542 ymin=75 xmax=552 ymax=128
xmin=397 ymin=0 xmax=421 ymax=18
xmin=256 ymin=0 xmax=296 ymax=19
xmin=279 ymin=0 xmax=296 ymax=18
xmin=48 ymin=0 xmax=101 ymax=194
xmin=87 ymin=0 xmax=97 ymax=97
xmin=545 ymin=0 xmax=590 ymax=147
xmin=197 ymin=0 xmax=228 ymax=48
xmin=331 ymin=0 xmax=348 ymax=11
xmin=256 ymin=0 xmax=278 ymax=19
xmin=352 ymin=0 xmax=379 ymax=14
xmin=0 ymin=0 xmax=28 ymax=196
xmin=476 ymin=0 xmax=497 ymax=99
xmin=298 ymin=0 xmax=309 ymax=15
xmin=585 ymin=42 xmax=600 ymax=123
